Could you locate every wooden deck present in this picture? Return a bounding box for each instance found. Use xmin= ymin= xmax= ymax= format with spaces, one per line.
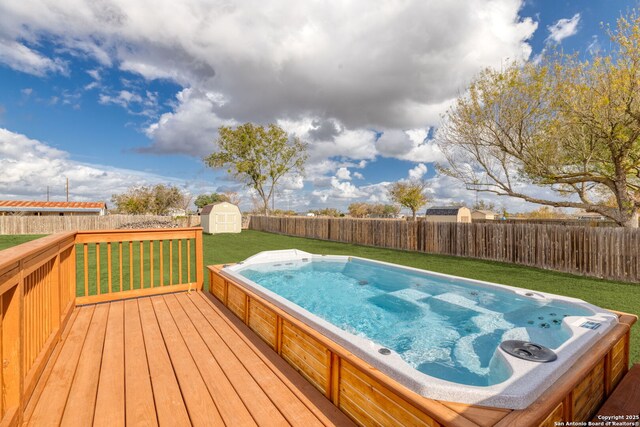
xmin=23 ymin=291 xmax=354 ymax=427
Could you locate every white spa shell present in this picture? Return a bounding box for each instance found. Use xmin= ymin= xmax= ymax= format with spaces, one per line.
xmin=223 ymin=249 xmax=619 ymax=409
xmin=201 ymin=202 xmax=242 ymax=234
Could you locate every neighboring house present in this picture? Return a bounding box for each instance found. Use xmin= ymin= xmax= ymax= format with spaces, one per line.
xmin=0 ymin=200 xmax=107 ymax=216
xmin=201 ymin=202 xmax=242 ymax=234
xmin=471 ymin=209 xmax=496 ymax=221
xmin=167 ymin=208 xmax=188 ymax=217
xmin=424 ymin=206 xmax=471 ymax=223
xmin=575 ymin=212 xmax=607 ymax=221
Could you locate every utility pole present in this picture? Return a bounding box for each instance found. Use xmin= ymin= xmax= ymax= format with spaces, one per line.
xmin=47 ymin=186 xmax=50 ymax=201
xmin=66 ymin=177 xmax=69 ymax=202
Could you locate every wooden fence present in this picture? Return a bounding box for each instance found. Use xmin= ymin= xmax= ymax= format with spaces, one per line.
xmin=249 ymin=216 xmax=640 ymax=283
xmin=0 ymin=214 xmax=201 ymax=235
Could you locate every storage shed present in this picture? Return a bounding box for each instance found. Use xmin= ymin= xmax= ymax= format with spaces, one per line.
xmin=471 ymin=209 xmax=496 ymax=221
xmin=424 ymin=206 xmax=471 ymax=223
xmin=201 ymin=202 xmax=242 ymax=234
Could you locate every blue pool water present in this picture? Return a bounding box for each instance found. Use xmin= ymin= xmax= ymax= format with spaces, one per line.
xmin=238 ymin=258 xmax=594 ymax=387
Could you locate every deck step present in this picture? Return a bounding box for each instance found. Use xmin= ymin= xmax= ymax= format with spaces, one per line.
xmin=593 ymin=364 xmax=640 ymax=419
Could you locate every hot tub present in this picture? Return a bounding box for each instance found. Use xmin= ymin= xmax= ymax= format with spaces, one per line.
xmin=219 ymin=250 xmax=618 ymax=410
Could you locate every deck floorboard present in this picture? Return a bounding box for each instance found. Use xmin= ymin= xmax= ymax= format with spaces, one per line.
xmin=23 ymin=292 xmax=355 ymax=427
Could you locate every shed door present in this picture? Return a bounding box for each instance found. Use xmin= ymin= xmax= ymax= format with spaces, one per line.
xmin=215 ymin=213 xmax=237 ymax=232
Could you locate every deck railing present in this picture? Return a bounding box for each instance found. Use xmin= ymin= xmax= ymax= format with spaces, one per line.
xmin=0 ymin=227 xmax=203 ymax=426
xmin=75 ymin=228 xmax=203 ymax=305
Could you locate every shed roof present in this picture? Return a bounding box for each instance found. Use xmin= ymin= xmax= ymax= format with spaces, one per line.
xmin=425 ymin=206 xmax=466 ymax=216
xmin=0 ymin=200 xmax=107 ymax=212
xmin=200 ymin=202 xmax=239 ymax=215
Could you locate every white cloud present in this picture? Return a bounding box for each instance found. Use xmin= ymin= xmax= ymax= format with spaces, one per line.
xmin=0 ymin=0 xmax=537 ymax=148
xmin=408 ymin=163 xmax=428 ymax=180
xmin=310 ymin=177 xmax=369 ymax=203
xmin=142 ymin=88 xmax=235 ymax=155
xmin=546 ymin=13 xmax=580 ymax=44
xmin=99 ymin=89 xmax=159 ymax=116
xmin=0 ymin=0 xmax=548 ymax=213
xmin=87 ymin=69 xmax=101 ymax=80
xmin=335 ymin=167 xmax=351 ymax=181
xmin=0 ymin=38 xmax=67 ymax=76
xmin=0 ymin=128 xmax=190 ymax=203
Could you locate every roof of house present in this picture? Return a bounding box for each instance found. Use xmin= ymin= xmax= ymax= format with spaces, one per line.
xmin=472 ymin=210 xmax=496 ymax=215
xmin=425 ymin=206 xmax=466 ymax=216
xmin=0 ymin=200 xmax=107 ymax=212
xmin=200 ymin=202 xmax=239 ymax=215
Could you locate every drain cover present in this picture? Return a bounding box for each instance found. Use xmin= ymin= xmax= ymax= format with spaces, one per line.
xmin=499 ymin=340 xmax=557 ymax=363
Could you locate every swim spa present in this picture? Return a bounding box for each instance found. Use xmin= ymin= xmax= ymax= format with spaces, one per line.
xmin=209 ymin=250 xmax=635 ymax=426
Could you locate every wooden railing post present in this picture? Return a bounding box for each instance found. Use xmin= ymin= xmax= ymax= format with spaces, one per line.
xmin=2 ymin=267 xmax=24 ymax=425
xmin=195 ymin=228 xmax=204 ymax=290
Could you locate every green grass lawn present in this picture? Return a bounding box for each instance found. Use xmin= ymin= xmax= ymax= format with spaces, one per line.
xmin=2 ymin=230 xmax=638 ymax=363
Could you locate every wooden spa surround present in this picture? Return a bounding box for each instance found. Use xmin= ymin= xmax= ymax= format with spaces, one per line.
xmin=209 ymin=265 xmax=637 ymax=427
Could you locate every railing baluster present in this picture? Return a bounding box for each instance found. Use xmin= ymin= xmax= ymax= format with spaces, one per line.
xmin=36 ymin=269 xmax=40 ymax=357
xmin=159 ymin=240 xmax=164 ymax=287
xmin=178 ymin=239 xmax=183 ymax=284
xmin=25 ymin=277 xmax=30 ymax=370
xmin=119 ymin=242 xmax=123 ymax=293
xmin=36 ymin=270 xmax=41 ymax=358
xmin=32 ymin=273 xmax=37 ymax=365
xmin=150 ymin=241 xmax=154 ymax=288
xmin=139 ymin=241 xmax=144 ymax=289
xmin=169 ymin=240 xmax=173 ymax=285
xmin=96 ymin=243 xmax=101 ymax=295
xmin=107 ymin=242 xmax=112 ymax=294
xmin=187 ymin=238 xmax=191 ymax=283
xmin=129 ymin=241 xmax=133 ymax=291
xmin=84 ymin=243 xmax=89 ymax=297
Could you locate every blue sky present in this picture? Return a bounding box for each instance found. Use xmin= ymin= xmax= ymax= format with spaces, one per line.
xmin=0 ymin=0 xmax=636 ymax=213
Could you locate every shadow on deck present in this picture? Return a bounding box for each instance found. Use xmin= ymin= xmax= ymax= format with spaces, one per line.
xmin=24 ymin=291 xmax=354 ymax=427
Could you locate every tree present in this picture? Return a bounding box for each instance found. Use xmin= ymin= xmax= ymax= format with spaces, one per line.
xmin=205 ymin=123 xmax=307 ymax=216
xmin=348 ymin=202 xmax=370 ymax=218
xmin=388 ymin=180 xmax=430 ymax=220
xmin=522 ymin=206 xmax=567 ymax=219
xmin=112 ymin=184 xmax=187 ymax=215
xmin=472 ymin=200 xmax=496 ymax=212
xmin=438 ymin=12 xmax=640 ymax=227
xmin=382 ymin=204 xmax=401 ymax=217
xmin=312 ymin=208 xmax=342 ymax=217
xmin=194 ymin=193 xmax=230 ymax=209
xmin=367 ymin=203 xmax=401 ymax=218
